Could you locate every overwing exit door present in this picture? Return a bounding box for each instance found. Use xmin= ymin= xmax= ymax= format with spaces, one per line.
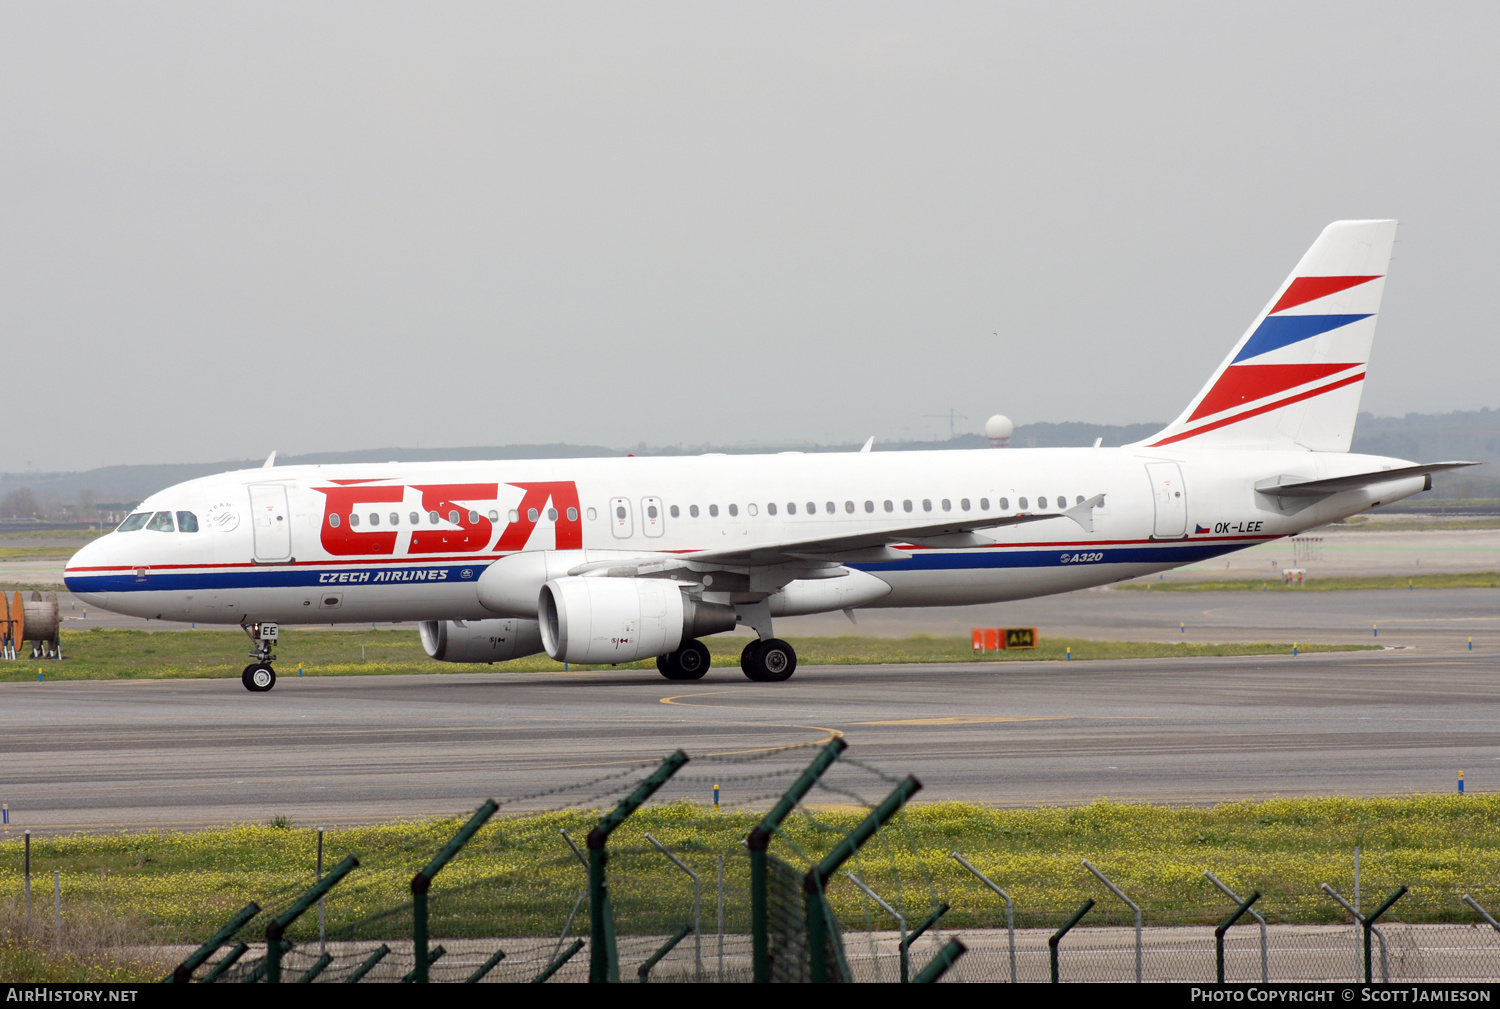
xmin=249 ymin=484 xmax=293 ymax=560
xmin=1145 ymin=463 xmax=1187 ymax=539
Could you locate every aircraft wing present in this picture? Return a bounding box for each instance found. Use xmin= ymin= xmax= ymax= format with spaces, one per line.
xmin=567 ymin=494 xmax=1105 ymax=575
xmin=1255 ymin=462 xmax=1478 ymax=498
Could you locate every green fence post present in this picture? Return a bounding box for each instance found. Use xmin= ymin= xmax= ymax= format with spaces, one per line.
xmin=803 ymin=774 xmax=922 ymax=983
xmin=588 ymin=751 xmax=690 ymax=983
xmin=295 ymin=953 xmax=333 ymax=983
xmin=401 ymin=945 xmax=447 ymax=982
xmin=900 ymin=902 xmax=950 ymax=982
xmin=1363 ymin=887 xmax=1408 ymax=984
xmin=343 ymin=944 xmax=390 ymax=984
xmin=748 ymin=737 xmax=846 ymax=983
xmin=636 ymin=923 xmax=693 ymax=982
xmin=166 ymin=901 xmax=260 ymax=982
xmin=265 ymin=854 xmax=359 ymax=983
xmin=463 ymin=948 xmax=506 ymax=983
xmin=201 ymin=943 xmax=249 ymax=983
xmin=533 ymin=938 xmax=586 ymax=983
xmin=1049 ymin=898 xmax=1094 ymax=983
xmin=913 ymin=938 xmax=967 ymax=983
xmin=410 ymin=798 xmax=498 ymax=983
xmin=1215 ymin=890 xmax=1261 ymax=984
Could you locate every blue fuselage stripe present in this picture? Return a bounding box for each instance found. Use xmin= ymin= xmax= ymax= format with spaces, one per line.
xmin=65 ymin=541 xmax=1248 ymax=594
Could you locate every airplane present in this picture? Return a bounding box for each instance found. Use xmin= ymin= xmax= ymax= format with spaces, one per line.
xmin=64 ymin=220 xmax=1473 ymax=691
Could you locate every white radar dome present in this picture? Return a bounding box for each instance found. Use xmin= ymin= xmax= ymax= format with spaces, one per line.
xmin=985 ymin=414 xmax=1014 ymax=448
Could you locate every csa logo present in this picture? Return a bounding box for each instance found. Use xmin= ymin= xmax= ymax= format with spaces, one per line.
xmin=460 ymin=568 xmax=474 ymax=580
xmin=206 ymin=502 xmax=241 ymax=532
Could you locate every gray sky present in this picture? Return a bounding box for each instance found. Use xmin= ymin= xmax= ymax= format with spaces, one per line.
xmin=4 ymin=3 xmax=1497 ymax=472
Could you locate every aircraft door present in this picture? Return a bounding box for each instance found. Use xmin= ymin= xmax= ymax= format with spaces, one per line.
xmin=1145 ymin=463 xmax=1187 ymax=539
xmin=609 ymin=496 xmax=633 ymax=538
xmin=641 ymin=496 xmax=664 ymax=537
xmin=249 ymin=484 xmax=293 ymax=560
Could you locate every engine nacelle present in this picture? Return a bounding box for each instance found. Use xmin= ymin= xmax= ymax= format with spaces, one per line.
xmin=419 ymin=618 xmax=544 ymax=663
xmin=538 ymin=577 xmax=736 ymax=664
xmin=476 ymin=551 xmax=587 ymax=617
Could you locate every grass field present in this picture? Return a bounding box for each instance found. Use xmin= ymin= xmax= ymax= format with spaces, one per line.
xmin=0 ymin=628 xmax=1374 ymax=682
xmin=2 ymin=796 xmax=1496 ymax=947
xmin=1335 ymin=517 xmax=1500 ymax=532
xmin=1118 ymin=571 xmax=1500 ymax=592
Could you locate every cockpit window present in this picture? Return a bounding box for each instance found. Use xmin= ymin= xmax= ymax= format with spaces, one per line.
xmin=146 ymin=511 xmax=175 ymax=532
xmin=176 ymin=511 xmax=200 ymax=532
xmin=117 ymin=512 xmax=151 ymax=532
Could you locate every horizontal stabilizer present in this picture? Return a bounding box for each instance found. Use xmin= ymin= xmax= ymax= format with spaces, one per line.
xmin=1255 ymin=462 xmax=1478 ymax=498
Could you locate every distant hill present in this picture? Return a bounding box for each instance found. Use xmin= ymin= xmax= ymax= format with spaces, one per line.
xmin=3 ymin=411 xmax=1493 ymax=518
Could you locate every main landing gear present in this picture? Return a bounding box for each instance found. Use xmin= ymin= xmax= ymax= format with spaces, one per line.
xmin=657 ymin=639 xmax=712 ymax=681
xmin=240 ymin=621 xmax=280 ymax=692
xmin=741 ymin=638 xmax=797 ymax=682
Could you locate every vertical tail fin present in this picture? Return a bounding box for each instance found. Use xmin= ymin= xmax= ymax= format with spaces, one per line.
xmin=1139 ymin=220 xmax=1397 ymax=452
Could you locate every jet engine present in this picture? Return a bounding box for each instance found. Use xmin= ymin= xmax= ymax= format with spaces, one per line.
xmin=419 ymin=618 xmax=544 ymax=663
xmin=538 ymin=577 xmax=736 ymax=664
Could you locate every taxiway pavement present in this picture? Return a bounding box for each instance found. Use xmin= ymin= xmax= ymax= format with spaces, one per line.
xmin=3 ymin=646 xmax=1495 ymax=833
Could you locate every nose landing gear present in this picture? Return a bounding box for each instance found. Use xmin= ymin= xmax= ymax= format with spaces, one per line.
xmin=240 ymin=621 xmax=280 ymax=692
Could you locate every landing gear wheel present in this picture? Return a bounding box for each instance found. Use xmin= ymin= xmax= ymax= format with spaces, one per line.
xmin=740 ymin=640 xmax=763 ymax=678
xmin=743 ymin=638 xmax=796 ymax=682
xmin=658 ymin=640 xmax=711 ymax=681
xmin=242 ymin=663 xmax=276 ymax=692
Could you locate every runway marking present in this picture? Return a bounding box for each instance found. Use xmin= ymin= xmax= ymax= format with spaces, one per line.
xmin=853 ymin=716 xmax=1072 ymax=726
xmin=659 ymin=689 xmax=826 ymax=715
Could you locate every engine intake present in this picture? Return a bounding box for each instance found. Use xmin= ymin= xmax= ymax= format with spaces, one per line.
xmin=538 ymin=577 xmax=735 ymax=664
xmin=419 ymin=618 xmax=544 ymax=663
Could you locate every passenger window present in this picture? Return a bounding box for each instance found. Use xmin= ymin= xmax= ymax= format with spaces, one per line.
xmin=941 ymin=499 xmax=951 ymax=512
xmin=767 ymin=503 xmax=777 ymax=516
xmin=1019 ymin=497 xmax=1028 ymax=510
xmin=429 ymin=510 xmax=439 ymax=524
xmin=710 ymin=504 xmax=719 ymax=517
xmin=961 ymin=498 xmax=971 ymax=511
xmin=999 ymin=497 xmax=1009 ymax=510
xmin=749 ymin=503 xmax=759 ymax=516
xmin=1076 ymin=496 xmax=1085 ymax=505
xmin=729 ymin=504 xmax=739 ymax=517
xmin=176 ymin=511 xmax=199 ymax=532
xmin=922 ymin=499 xmax=932 ymax=512
xmin=567 ymin=507 xmax=578 ymax=522
xmin=647 ymin=505 xmax=658 ymax=519
xmin=509 ymin=510 xmax=520 ymax=523
xmin=529 ymin=508 xmax=540 ymax=522
xmin=690 ymin=505 xmax=700 ymax=518
xmin=787 ymin=502 xmax=796 ymax=515
xmin=903 ymin=500 xmax=913 ymax=513
xmin=585 ymin=508 xmax=596 ymax=521
xmin=979 ymin=498 xmax=990 ymax=511
xmin=1038 ymin=496 xmax=1048 ymax=509
xmin=350 ymin=513 xmax=361 ymax=527
xmin=448 ymin=510 xmax=460 ymax=524
xmin=883 ymin=500 xmax=893 ymax=513
xmin=117 ymin=512 xmax=151 ymax=532
xmin=844 ymin=501 xmax=854 ymax=514
xmin=369 ymin=513 xmax=380 ymax=526
xmin=488 ymin=510 xmax=499 ymax=521
xmin=810 ymin=502 xmax=819 ymax=514
xmin=864 ymin=500 xmax=874 ymax=513
xmin=670 ymin=505 xmax=680 ymax=518
xmin=546 ymin=508 xmax=557 ymax=522
xmin=825 ymin=501 xmax=835 ymax=514
xmin=614 ymin=506 xmax=626 ymax=519
xmin=147 ymin=511 xmax=175 ymax=532
xmin=390 ymin=512 xmax=400 ymax=525
xmin=328 ymin=513 xmax=341 ymax=528
xmin=413 ymin=512 xmax=422 ymax=524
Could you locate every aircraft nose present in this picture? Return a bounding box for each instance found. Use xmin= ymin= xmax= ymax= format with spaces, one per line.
xmin=64 ymin=535 xmax=112 ymax=603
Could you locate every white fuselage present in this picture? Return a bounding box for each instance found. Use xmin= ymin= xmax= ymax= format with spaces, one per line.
xmin=64 ymin=445 xmax=1424 ymax=627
